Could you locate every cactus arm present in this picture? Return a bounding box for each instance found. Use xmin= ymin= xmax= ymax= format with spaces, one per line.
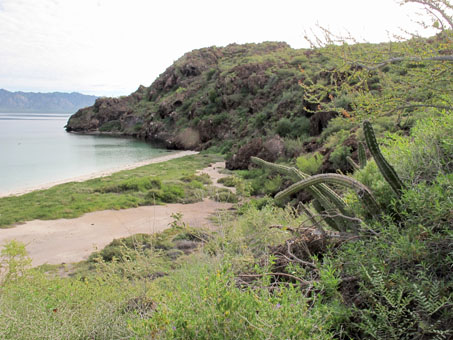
xmin=251 ymin=157 xmax=306 ymax=182
xmin=251 ymin=156 xmax=356 ymax=231
xmin=275 ymin=174 xmax=381 ymax=218
xmin=347 ymin=156 xmax=360 ymax=170
xmin=358 ymin=142 xmax=367 ymax=169
xmin=297 ymin=202 xmax=326 ymax=235
xmin=309 ymin=186 xmax=347 ymax=231
xmin=312 ymin=199 xmax=340 ymax=231
xmin=251 ymin=156 xmax=351 ymax=214
xmin=363 ymin=120 xmax=405 ymax=196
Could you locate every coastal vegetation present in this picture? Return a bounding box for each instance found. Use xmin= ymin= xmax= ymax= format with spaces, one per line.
xmin=0 ymin=154 xmax=233 ymax=227
xmin=1 ymin=1 xmax=452 ymax=338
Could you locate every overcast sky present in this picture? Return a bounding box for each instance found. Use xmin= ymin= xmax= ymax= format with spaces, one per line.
xmin=0 ymin=0 xmax=432 ymax=97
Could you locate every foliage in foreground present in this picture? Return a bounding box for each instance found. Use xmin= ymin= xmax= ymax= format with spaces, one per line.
xmin=1 ymin=112 xmax=451 ymax=339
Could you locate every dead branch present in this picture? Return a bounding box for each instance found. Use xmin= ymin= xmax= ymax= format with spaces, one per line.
xmin=285 ymin=240 xmax=317 ymax=268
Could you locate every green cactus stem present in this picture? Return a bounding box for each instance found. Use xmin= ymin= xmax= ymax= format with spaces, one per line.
xmin=297 ymin=202 xmax=326 ymax=235
xmin=312 ymin=199 xmax=340 ymax=231
xmin=275 ymin=173 xmax=381 ymax=218
xmin=358 ymin=142 xmax=367 ymax=169
xmin=363 ymin=120 xmax=405 ymax=196
xmin=251 ymin=157 xmax=350 ymax=215
xmin=347 ymin=156 xmax=360 ymax=170
xmin=251 ymin=156 xmax=354 ymax=231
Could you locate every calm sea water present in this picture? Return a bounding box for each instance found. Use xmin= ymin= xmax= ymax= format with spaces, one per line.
xmin=0 ymin=113 xmax=173 ymax=194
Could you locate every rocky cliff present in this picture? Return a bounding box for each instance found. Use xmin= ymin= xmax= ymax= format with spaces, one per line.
xmin=66 ymin=42 xmax=340 ymax=169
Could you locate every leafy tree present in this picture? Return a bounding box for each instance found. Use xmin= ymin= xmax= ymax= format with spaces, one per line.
xmin=301 ymin=0 xmax=453 ymax=123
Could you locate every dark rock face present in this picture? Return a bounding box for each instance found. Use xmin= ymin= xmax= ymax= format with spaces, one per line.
xmin=66 ymin=87 xmax=142 ymax=133
xmin=66 ymin=41 xmax=340 ymax=162
xmin=226 ymin=135 xmax=284 ymax=170
xmin=309 ymin=111 xmax=338 ymax=136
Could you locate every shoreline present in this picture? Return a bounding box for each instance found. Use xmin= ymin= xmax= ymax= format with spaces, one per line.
xmin=0 ymin=150 xmax=198 ymax=198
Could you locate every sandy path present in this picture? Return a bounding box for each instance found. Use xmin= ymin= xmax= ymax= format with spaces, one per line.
xmin=0 ymin=199 xmax=231 ymax=266
xmin=197 ymin=161 xmax=236 ymax=193
xmin=0 ymin=150 xmax=198 ymax=198
xmin=0 ymin=159 xmax=235 ymax=266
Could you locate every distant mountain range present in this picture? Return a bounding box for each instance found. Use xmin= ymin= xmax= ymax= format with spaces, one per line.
xmin=0 ymin=89 xmax=97 ymax=113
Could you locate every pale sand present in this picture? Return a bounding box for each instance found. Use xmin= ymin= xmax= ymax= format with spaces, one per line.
xmin=0 ymin=199 xmax=231 ymax=266
xmin=0 ymin=160 xmax=234 ymax=266
xmin=196 ymin=161 xmax=236 ymax=193
xmin=0 ymin=150 xmax=199 ymax=198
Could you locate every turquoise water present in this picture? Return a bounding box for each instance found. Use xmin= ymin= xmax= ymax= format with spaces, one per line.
xmin=0 ymin=113 xmax=173 ymax=193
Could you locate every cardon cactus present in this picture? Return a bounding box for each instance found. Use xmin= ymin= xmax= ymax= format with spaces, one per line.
xmin=358 ymin=142 xmax=367 ymax=169
xmin=251 ymin=157 xmax=361 ymax=232
xmin=363 ymin=120 xmax=405 ymax=196
xmin=274 ymin=173 xmax=381 ymax=219
xmin=347 ymin=156 xmax=360 ymax=170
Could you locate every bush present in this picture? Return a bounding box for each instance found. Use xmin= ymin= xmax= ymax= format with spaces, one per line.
xmin=146 ymin=184 xmax=185 ymax=203
xmin=254 ymin=112 xmax=267 ymax=129
xmin=212 ymin=189 xmax=238 ymax=203
xmin=99 ymin=120 xmax=122 ymax=132
xmin=98 ymin=177 xmax=162 ymax=193
xmin=217 ymin=176 xmax=235 ymax=187
xmin=276 ymin=118 xmax=292 ymax=137
xmin=283 ymin=137 xmax=305 ymax=157
xmin=329 ymin=145 xmax=352 ymax=170
xmin=290 ymin=116 xmax=310 ymax=138
xmin=296 ymin=152 xmax=323 ymax=175
xmin=386 ymin=112 xmax=453 ymax=185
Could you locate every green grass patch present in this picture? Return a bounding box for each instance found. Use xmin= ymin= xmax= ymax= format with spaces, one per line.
xmin=0 ymin=154 xmax=223 ymax=227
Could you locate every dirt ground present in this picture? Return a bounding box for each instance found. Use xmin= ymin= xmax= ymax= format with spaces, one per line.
xmin=0 ymin=161 xmax=233 ymax=266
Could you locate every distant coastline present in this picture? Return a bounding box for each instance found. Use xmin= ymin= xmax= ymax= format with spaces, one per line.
xmin=0 ymin=89 xmax=97 ymax=113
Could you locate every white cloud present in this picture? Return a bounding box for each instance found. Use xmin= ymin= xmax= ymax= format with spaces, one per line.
xmin=0 ymin=0 xmax=435 ymax=96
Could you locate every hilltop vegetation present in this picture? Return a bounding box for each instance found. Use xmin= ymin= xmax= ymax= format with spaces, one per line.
xmin=66 ymin=31 xmax=452 ymax=174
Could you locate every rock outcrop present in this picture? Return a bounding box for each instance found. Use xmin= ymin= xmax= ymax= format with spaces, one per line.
xmin=66 ymin=42 xmax=341 ymax=166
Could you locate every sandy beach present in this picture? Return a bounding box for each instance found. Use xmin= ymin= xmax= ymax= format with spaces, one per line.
xmin=0 ymin=160 xmax=233 ymax=266
xmin=0 ymin=150 xmax=198 ymax=198
xmin=0 ymin=199 xmax=231 ymax=266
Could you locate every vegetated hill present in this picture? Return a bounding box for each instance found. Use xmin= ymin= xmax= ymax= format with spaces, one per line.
xmin=66 ymin=37 xmax=452 ymax=171
xmin=0 ymin=89 xmax=97 ymax=113
xmin=66 ymin=42 xmax=325 ymax=156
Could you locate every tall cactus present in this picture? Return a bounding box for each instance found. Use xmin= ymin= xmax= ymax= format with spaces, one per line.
xmin=363 ymin=120 xmax=405 ymax=196
xmin=347 ymin=156 xmax=360 ymax=170
xmin=358 ymin=142 xmax=367 ymax=169
xmin=312 ymin=199 xmax=341 ymax=233
xmin=251 ymin=157 xmax=350 ymax=216
xmin=274 ymin=173 xmax=381 ymax=219
xmin=251 ymin=157 xmax=360 ymax=232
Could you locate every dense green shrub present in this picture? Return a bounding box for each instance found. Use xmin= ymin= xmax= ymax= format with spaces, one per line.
xmin=217 ymin=176 xmax=235 ymax=187
xmin=97 ymin=177 xmax=162 ymax=193
xmin=290 ymin=116 xmax=310 ymax=139
xmin=296 ymin=152 xmax=323 ymax=175
xmin=329 ymin=145 xmax=352 ymax=170
xmin=145 ymin=184 xmax=185 ymax=203
xmin=276 ymin=117 xmax=292 ymax=137
xmin=253 ymin=111 xmax=267 ymax=128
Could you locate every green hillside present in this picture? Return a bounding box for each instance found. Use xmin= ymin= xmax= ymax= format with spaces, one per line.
xmin=66 ymin=34 xmax=452 ymax=173
xmin=2 ymin=5 xmax=452 ymax=339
